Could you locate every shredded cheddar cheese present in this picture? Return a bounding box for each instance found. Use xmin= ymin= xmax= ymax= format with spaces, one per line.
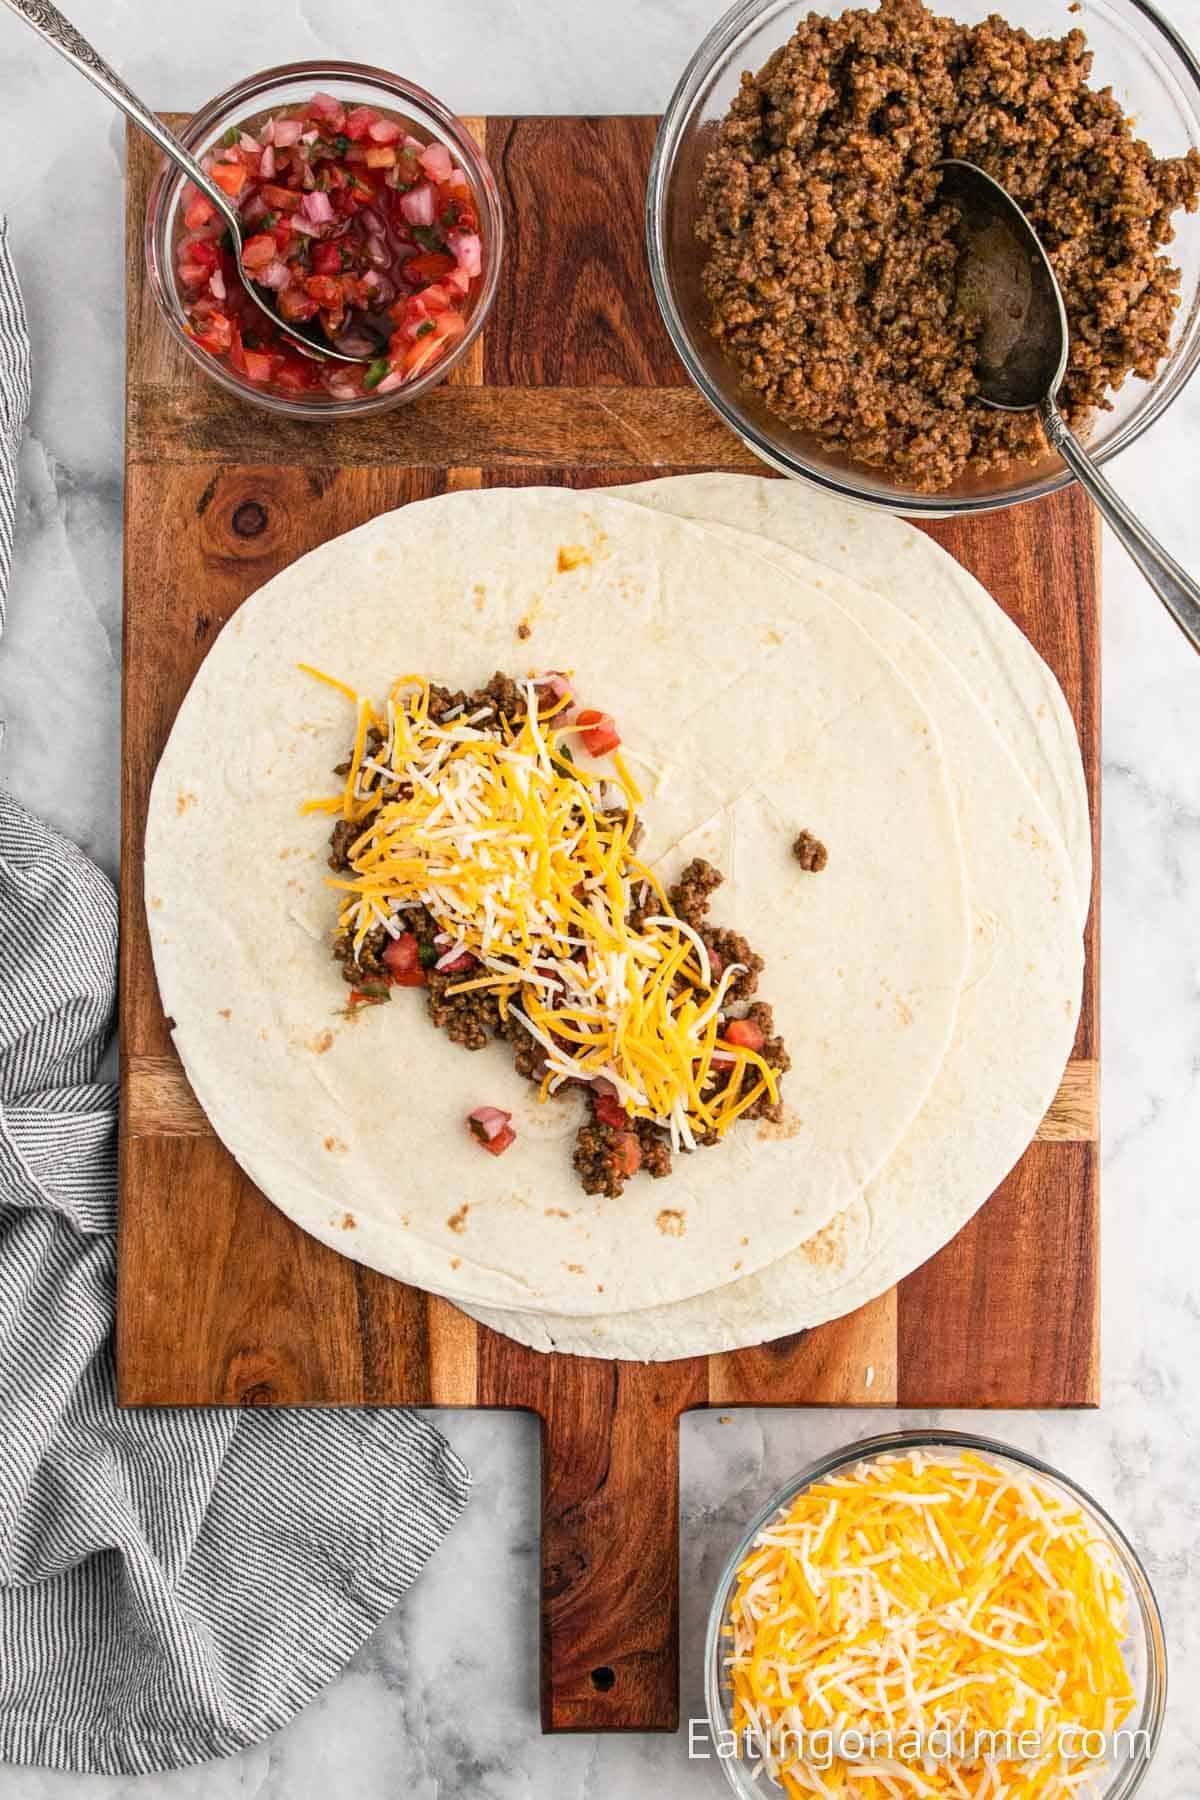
xmin=303 ymin=673 xmax=778 ymax=1148
xmin=725 ymin=1450 xmax=1136 ymax=1799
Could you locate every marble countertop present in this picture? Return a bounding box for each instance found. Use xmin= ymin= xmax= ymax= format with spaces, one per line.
xmin=2 ymin=1 xmax=1199 ymax=1795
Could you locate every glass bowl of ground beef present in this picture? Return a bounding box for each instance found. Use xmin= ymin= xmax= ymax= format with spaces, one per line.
xmin=648 ymin=0 xmax=1200 ymax=512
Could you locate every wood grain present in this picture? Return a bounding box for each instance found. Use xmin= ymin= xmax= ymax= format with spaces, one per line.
xmin=120 ymin=114 xmax=1101 ymax=1734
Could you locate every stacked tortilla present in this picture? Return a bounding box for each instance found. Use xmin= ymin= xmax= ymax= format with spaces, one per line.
xmin=145 ymin=477 xmax=1086 ymax=1360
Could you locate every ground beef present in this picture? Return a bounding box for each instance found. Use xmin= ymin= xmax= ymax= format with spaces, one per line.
xmin=636 ymin=1116 xmax=674 ymax=1179
xmin=426 ymin=972 xmax=502 ymax=1049
xmin=696 ymin=0 xmax=1200 ymax=490
xmin=793 ymin=830 xmax=829 ymax=872
xmin=667 ymin=858 xmax=725 ymax=927
xmin=702 ymin=927 xmax=763 ymax=1004
xmin=572 ymin=1122 xmax=625 ymax=1197
xmin=328 ymin=818 xmax=360 ymax=872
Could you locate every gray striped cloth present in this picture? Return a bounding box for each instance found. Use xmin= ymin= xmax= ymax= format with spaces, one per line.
xmin=0 ymin=221 xmax=471 ymax=1776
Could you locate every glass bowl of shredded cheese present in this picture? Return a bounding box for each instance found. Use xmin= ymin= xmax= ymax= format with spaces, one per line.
xmin=705 ymin=1431 xmax=1166 ymax=1800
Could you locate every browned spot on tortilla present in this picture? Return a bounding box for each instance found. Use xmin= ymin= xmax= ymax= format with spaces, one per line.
xmin=718 ymin=1415 xmax=734 ymax=1424
xmin=732 ymin=1259 xmax=743 ymax=1271
xmin=447 ymin=1203 xmax=470 ymax=1235
xmin=323 ymin=1135 xmax=348 ymax=1154
xmin=740 ymin=1235 xmax=749 ymax=1246
xmin=566 ymin=1263 xmax=584 ymax=1274
xmin=656 ymin=1209 xmax=686 ymax=1238
xmin=758 ymin=1107 xmax=804 ymax=1142
xmin=761 ymin=627 xmax=783 ymax=645
xmin=799 ymin=1218 xmax=844 ymax=1269
xmin=286 ymin=878 xmax=302 ymax=890
xmin=279 ymin=846 xmax=295 ymax=859
xmin=516 ymin=619 xmax=532 ymax=640
xmin=217 ymin=1008 xmax=231 ymax=1019
xmin=341 ymin=1211 xmax=356 ymax=1230
xmin=557 ymin=543 xmax=591 ymax=572
xmin=175 ymin=790 xmax=198 ymax=815
xmin=544 ymin=1207 xmax=570 ymax=1219
xmin=306 ymin=1029 xmax=334 ymax=1055
xmin=893 ymin=994 xmax=914 ymax=1026
xmin=596 ymin=1284 xmax=604 ymax=1294
xmin=259 ymin=1028 xmax=269 ymax=1041
xmin=472 ymin=583 xmax=486 ymax=612
xmin=149 ymin=896 xmax=162 ymax=910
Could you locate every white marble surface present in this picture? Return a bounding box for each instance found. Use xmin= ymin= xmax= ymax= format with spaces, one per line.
xmin=1 ymin=1 xmax=1199 ymax=1795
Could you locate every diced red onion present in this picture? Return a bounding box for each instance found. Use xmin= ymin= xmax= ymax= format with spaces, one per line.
xmin=273 ymin=118 xmax=303 ymax=148
xmin=240 ymin=192 xmax=269 ymax=227
xmin=445 ymin=167 xmax=471 ymax=195
xmin=403 ymin=133 xmax=425 ymax=154
xmin=538 ymin=671 xmax=575 ymax=707
xmin=467 ymin=1106 xmax=513 ymax=1142
xmin=446 ymin=266 xmax=471 ymax=296
xmin=258 ymin=260 xmax=291 ymax=290
xmin=259 ymin=144 xmax=276 ymax=179
xmin=301 ymin=127 xmax=320 ymax=144
xmin=419 ymin=140 xmax=453 ymax=182
xmin=309 ymin=91 xmax=341 ymax=119
xmin=301 ymin=189 xmax=334 ymax=224
xmin=448 ymin=228 xmax=482 ymax=278
xmin=208 ymin=268 xmax=226 ymax=300
xmin=399 ymin=183 xmax=436 ymax=227
xmin=332 ymin=327 xmax=381 ymax=358
xmin=302 ymin=163 xmax=317 ymax=191
xmin=363 ymin=234 xmax=392 ymax=269
xmin=362 ymin=270 xmax=396 ymax=306
xmin=368 ymin=118 xmax=402 ymax=144
xmin=238 ymin=132 xmax=261 ymax=154
xmin=375 ymin=370 xmax=406 ymax=394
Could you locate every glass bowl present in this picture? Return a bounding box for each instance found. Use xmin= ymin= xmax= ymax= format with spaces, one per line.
xmin=647 ymin=0 xmax=1200 ymax=515
xmin=145 ymin=60 xmax=503 ymax=419
xmin=705 ymin=1429 xmax=1167 ymax=1799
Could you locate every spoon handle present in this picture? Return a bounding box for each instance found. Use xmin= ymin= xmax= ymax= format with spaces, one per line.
xmin=0 ymin=0 xmax=240 ymax=232
xmin=1041 ymin=397 xmax=1200 ymax=656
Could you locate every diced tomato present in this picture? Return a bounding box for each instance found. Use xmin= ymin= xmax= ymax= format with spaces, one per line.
xmin=242 ymin=349 xmax=279 ymax=383
xmin=240 ymin=233 xmax=278 ymax=271
xmin=307 ymin=91 xmax=347 ymax=130
xmin=260 ymin=183 xmax=303 ymax=212
xmin=272 ymin=351 xmax=319 ymax=390
xmin=210 ymin=160 xmax=248 ymax=198
xmin=576 ymin=709 xmax=621 ymax=757
xmin=722 ymin=1018 xmax=765 ymax=1053
xmin=311 ymin=240 xmax=345 ymax=276
xmin=382 ymin=931 xmax=426 ymax=987
xmin=343 ymin=104 xmax=380 ymax=141
xmin=405 ymin=251 xmax=456 ymax=285
xmin=467 ymin=1106 xmax=516 ymax=1156
xmin=189 ymin=309 xmax=234 ymax=355
xmin=400 ymin=330 xmax=449 ymax=377
xmin=610 ymin=1132 xmax=642 ymax=1178
xmin=176 ymin=261 xmax=209 ymax=289
xmin=184 ymin=192 xmax=217 ymax=231
xmin=277 ymin=284 xmax=320 ymax=323
xmin=438 ymin=950 xmax=476 ymax=974
xmin=593 ymin=1090 xmax=627 ymax=1131
xmin=304 ymin=274 xmax=344 ymax=308
xmin=272 ymin=219 xmax=295 ymax=252
xmin=227 ymin=324 xmax=248 ymax=376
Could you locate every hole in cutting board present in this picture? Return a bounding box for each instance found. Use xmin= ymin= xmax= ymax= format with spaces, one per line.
xmin=590 ymin=1665 xmax=616 ymax=1693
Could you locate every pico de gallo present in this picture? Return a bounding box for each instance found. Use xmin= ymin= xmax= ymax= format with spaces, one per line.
xmin=175 ymin=91 xmax=484 ymax=401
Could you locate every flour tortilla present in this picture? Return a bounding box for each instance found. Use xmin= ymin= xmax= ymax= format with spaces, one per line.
xmin=145 ymin=488 xmax=969 ymax=1317
xmin=608 ymin=475 xmax=1091 ymax=928
xmin=462 ymin=509 xmax=1083 ymax=1357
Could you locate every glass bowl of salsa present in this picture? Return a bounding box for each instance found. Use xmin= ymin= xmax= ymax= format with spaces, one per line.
xmin=144 ymin=60 xmax=503 ymax=416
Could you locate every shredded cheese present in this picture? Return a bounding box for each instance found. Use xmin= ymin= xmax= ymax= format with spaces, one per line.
xmin=303 ymin=673 xmax=777 ymax=1147
xmin=724 ymin=1451 xmax=1137 ymax=1800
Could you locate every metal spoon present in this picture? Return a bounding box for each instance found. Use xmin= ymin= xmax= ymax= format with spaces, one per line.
xmin=939 ymin=157 xmax=1200 ymax=656
xmin=0 ymin=0 xmax=377 ymax=364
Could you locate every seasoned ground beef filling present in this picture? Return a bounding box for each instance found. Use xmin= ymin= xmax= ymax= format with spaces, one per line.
xmin=696 ymin=0 xmax=1200 ymax=491
xmin=328 ymin=679 xmax=793 ymax=1198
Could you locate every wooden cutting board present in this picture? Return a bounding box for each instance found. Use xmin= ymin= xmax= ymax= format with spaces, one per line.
xmin=119 ymin=114 xmax=1100 ymax=1734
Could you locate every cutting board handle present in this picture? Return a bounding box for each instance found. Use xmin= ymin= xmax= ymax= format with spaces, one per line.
xmin=535 ymin=1356 xmax=706 ymax=1731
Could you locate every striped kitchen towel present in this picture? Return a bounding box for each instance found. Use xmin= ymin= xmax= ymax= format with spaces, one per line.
xmin=0 ymin=221 xmax=471 ymax=1775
